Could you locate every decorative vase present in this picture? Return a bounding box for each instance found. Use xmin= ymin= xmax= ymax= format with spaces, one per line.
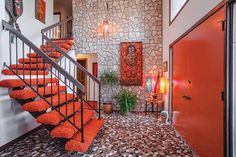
xmin=160 ymin=111 xmax=169 ymax=124
xmin=103 ymin=103 xmax=112 ymax=114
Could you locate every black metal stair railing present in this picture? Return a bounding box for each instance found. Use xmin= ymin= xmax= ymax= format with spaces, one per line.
xmin=41 ymin=16 xmax=73 ymax=39
xmin=41 ymin=16 xmax=101 ymax=120
xmin=2 ymin=20 xmax=85 ymax=143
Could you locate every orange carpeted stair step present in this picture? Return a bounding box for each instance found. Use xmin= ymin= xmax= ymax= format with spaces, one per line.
xmin=27 ymin=52 xmax=62 ymax=58
xmin=50 ymin=110 xmax=94 ymax=139
xmin=65 ymin=119 xmax=104 ymax=152
xmin=36 ymin=102 xmax=81 ymax=125
xmin=2 ymin=69 xmax=49 ymax=75
xmin=9 ymin=85 xmax=66 ymax=100
xmin=86 ymin=101 xmax=98 ymax=109
xmin=10 ymin=63 xmax=51 ymax=70
xmin=51 ymin=39 xmax=74 ymax=46
xmin=60 ymin=43 xmax=72 ymax=50
xmin=18 ymin=58 xmax=43 ymax=64
xmin=40 ymin=46 xmax=67 ymax=52
xmin=22 ymin=94 xmax=75 ymax=112
xmin=0 ymin=78 xmax=58 ymax=88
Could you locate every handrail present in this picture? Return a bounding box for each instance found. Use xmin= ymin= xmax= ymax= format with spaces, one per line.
xmin=41 ymin=16 xmax=101 ymax=120
xmin=41 ymin=16 xmax=73 ymax=33
xmin=42 ymin=35 xmax=101 ymax=85
xmin=2 ymin=20 xmax=84 ymax=91
xmin=2 ymin=19 xmax=85 ymax=142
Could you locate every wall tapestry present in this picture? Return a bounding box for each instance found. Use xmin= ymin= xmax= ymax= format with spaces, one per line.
xmin=35 ymin=0 xmax=46 ymax=24
xmin=120 ymin=42 xmax=143 ymax=86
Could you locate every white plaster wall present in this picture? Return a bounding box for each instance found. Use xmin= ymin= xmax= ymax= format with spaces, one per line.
xmin=0 ymin=0 xmax=53 ymax=147
xmin=162 ymin=0 xmax=223 ymax=110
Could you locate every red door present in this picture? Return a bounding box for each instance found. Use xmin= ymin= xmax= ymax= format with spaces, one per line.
xmin=172 ymin=7 xmax=225 ymax=157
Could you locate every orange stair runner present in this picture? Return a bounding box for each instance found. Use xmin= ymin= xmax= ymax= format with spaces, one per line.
xmin=0 ymin=78 xmax=58 ymax=88
xmin=65 ymin=119 xmax=104 ymax=152
xmin=10 ymin=63 xmax=51 ymax=70
xmin=36 ymin=102 xmax=81 ymax=125
xmin=9 ymin=86 xmax=66 ymax=100
xmin=50 ymin=110 xmax=94 ymax=139
xmin=2 ymin=69 xmax=49 ymax=75
xmin=18 ymin=58 xmax=43 ymax=64
xmin=22 ymin=94 xmax=75 ymax=112
xmin=27 ymin=52 xmax=62 ymax=59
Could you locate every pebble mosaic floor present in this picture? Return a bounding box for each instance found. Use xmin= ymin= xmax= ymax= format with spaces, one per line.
xmin=0 ymin=113 xmax=194 ymax=157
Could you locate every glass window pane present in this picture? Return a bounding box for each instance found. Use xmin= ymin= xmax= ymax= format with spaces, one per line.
xmin=170 ymin=0 xmax=188 ymax=21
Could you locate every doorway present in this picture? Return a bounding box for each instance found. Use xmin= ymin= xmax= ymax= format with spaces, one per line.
xmin=170 ymin=5 xmax=225 ymax=157
xmin=77 ymin=59 xmax=87 ymax=98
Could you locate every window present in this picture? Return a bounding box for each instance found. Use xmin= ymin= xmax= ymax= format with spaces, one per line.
xmin=170 ymin=0 xmax=189 ymax=24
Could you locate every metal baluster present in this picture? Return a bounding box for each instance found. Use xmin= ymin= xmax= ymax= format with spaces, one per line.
xmin=73 ymin=85 xmax=75 ymax=124
xmin=36 ymin=52 xmax=39 ymax=93
xmin=69 ymin=62 xmax=71 ymax=88
xmin=50 ymin=63 xmax=53 ymax=108
xmin=88 ymin=77 xmax=90 ymax=102
xmin=80 ymin=90 xmax=84 ymax=143
xmin=9 ymin=33 xmax=12 ymax=65
xmin=15 ymin=37 xmax=18 ymax=74
xmin=74 ymin=65 xmax=76 ymax=78
xmin=22 ymin=42 xmax=25 ymax=80
xmin=49 ymin=30 xmax=51 ymax=40
xmin=65 ymin=78 xmax=68 ymax=118
xmin=29 ymin=47 xmax=32 ymax=86
xmin=94 ymin=81 xmax=95 ymax=111
xmin=57 ymin=70 xmax=60 ymax=113
xmin=43 ymin=59 xmax=46 ymax=96
xmin=98 ymin=84 xmax=101 ymax=120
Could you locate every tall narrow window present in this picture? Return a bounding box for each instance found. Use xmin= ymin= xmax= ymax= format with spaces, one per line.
xmin=170 ymin=0 xmax=189 ymax=24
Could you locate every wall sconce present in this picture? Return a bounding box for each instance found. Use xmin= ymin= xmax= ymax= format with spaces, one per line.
xmin=103 ymin=20 xmax=109 ymax=37
xmin=160 ymin=77 xmax=169 ymax=93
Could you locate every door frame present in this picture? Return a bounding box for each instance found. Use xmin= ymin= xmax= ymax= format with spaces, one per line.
xmin=168 ymin=0 xmax=232 ymax=156
xmin=226 ymin=0 xmax=235 ymax=156
xmin=77 ymin=58 xmax=88 ymax=97
xmin=53 ymin=12 xmax=61 ymax=38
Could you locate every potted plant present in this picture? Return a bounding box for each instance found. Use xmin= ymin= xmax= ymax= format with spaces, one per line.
xmin=100 ymin=71 xmax=119 ymax=114
xmin=114 ymin=90 xmax=138 ymax=115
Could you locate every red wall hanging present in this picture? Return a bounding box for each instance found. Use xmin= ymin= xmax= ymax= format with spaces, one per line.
xmin=120 ymin=42 xmax=143 ymax=86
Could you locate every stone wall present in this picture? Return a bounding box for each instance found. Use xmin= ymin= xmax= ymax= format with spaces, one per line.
xmin=73 ymin=0 xmax=162 ymax=111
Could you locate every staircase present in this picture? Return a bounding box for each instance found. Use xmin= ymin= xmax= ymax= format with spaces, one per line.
xmin=0 ymin=18 xmax=104 ymax=153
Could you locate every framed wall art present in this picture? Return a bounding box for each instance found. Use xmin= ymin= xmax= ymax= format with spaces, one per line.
xmin=120 ymin=42 xmax=143 ymax=86
xmin=35 ymin=0 xmax=46 ymax=24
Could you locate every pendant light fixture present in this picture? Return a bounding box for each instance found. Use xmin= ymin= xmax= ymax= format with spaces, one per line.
xmin=103 ymin=2 xmax=109 ymax=37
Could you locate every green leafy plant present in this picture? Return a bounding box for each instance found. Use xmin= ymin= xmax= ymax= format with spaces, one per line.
xmin=100 ymin=71 xmax=119 ymax=86
xmin=114 ymin=90 xmax=138 ymax=115
xmin=100 ymin=71 xmax=119 ymax=106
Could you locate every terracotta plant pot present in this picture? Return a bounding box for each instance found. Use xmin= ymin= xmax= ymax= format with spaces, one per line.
xmin=103 ymin=103 xmax=112 ymax=114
